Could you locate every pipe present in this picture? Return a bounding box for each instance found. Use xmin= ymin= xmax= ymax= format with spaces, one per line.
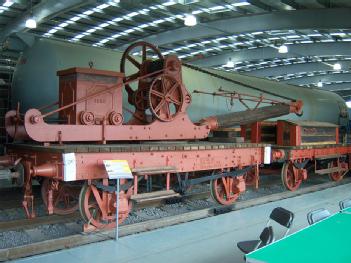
xmin=0 ymin=156 xmax=14 ymax=166
xmin=200 ymin=101 xmax=303 ymax=130
xmin=31 ymin=163 xmax=58 ymax=177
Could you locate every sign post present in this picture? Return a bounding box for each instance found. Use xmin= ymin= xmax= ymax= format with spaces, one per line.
xmin=116 ymin=178 xmax=120 ymax=240
xmin=103 ymin=160 xmax=133 ymax=241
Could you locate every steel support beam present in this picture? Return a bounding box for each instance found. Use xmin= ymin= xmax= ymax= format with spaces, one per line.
xmin=324 ymin=85 xmax=351 ymax=100
xmin=341 ymin=96 xmax=351 ymax=100
xmin=333 ymin=89 xmax=351 ymax=100
xmin=190 ymin=42 xmax=351 ymax=67
xmin=315 ymin=82 xmax=351 ymax=91
xmin=0 ymin=0 xmax=94 ymax=44
xmin=285 ymin=73 xmax=351 ymax=85
xmin=333 ymin=89 xmax=351 ymax=96
xmin=118 ymin=8 xmax=351 ymax=50
xmin=246 ymin=61 xmax=351 ymax=78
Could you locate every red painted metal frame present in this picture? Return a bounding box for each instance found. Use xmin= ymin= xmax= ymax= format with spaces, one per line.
xmin=272 ymin=144 xmax=351 ymax=191
xmin=57 ymin=68 xmax=123 ymax=125
xmin=336 ymin=127 xmax=340 ymax=144
xmin=276 ymin=120 xmax=284 ymax=146
xmin=74 ymin=148 xmax=262 ymax=181
xmin=6 ymin=144 xmax=264 ymax=220
xmin=276 ymin=121 xmax=339 ymax=147
xmin=6 ymin=146 xmax=264 ymax=181
xmin=272 ymin=145 xmax=351 ymax=161
xmin=20 ymin=109 xmax=209 ymax=142
xmin=240 ymin=122 xmax=262 ymax=143
xmin=250 ymin=122 xmax=261 ymax=143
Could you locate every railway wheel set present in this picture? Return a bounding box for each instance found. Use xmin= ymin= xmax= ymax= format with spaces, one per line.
xmin=1 ymin=41 xmax=350 ymax=231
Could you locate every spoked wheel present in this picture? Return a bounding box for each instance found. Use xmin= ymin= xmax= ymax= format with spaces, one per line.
xmin=41 ymin=178 xmax=80 ymax=215
xmin=120 ymin=41 xmax=164 ymax=106
xmin=148 ymin=74 xmax=184 ymax=121
xmin=5 ymin=106 xmax=24 ymax=140
xmin=328 ymin=159 xmax=348 ymax=182
xmin=79 ymin=182 xmax=133 ymax=229
xmin=133 ymin=88 xmax=149 ymax=111
xmin=210 ymin=176 xmax=242 ymax=205
xmin=281 ymin=162 xmax=302 ymax=191
xmin=244 ymin=169 xmax=257 ymax=186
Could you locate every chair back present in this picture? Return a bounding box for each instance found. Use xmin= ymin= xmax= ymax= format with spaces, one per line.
xmin=307 ymin=208 xmax=331 ymax=225
xmin=259 ymin=226 xmax=274 ymax=246
xmin=269 ymin=207 xmax=294 ymax=228
xmin=339 ymin=198 xmax=351 ymax=210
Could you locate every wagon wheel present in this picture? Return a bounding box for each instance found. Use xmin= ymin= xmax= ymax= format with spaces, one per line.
xmin=133 ymin=88 xmax=148 ymax=111
xmin=148 ymin=74 xmax=184 ymax=122
xmin=41 ymin=178 xmax=80 ymax=215
xmin=328 ymin=159 xmax=348 ymax=182
xmin=13 ymin=103 xmax=21 ymax=139
xmin=281 ymin=162 xmax=302 ymax=191
xmin=5 ymin=107 xmax=23 ymax=140
xmin=210 ymin=176 xmax=241 ymax=205
xmin=79 ymin=182 xmax=133 ymax=228
xmin=244 ymin=169 xmax=257 ymax=186
xmin=120 ymin=41 xmax=163 ymax=106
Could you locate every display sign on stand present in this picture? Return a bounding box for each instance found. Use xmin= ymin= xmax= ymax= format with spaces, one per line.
xmin=103 ymin=160 xmax=133 ymax=240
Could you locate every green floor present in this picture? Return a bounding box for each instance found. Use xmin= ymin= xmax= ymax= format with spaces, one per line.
xmin=246 ymin=209 xmax=351 ymax=263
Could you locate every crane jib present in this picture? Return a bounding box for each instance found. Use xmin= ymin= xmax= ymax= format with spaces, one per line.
xmin=183 ymin=63 xmax=296 ymax=102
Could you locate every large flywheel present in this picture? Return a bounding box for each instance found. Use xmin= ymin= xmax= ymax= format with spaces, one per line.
xmin=120 ymin=41 xmax=164 ymax=108
xmin=148 ymin=74 xmax=184 ymax=122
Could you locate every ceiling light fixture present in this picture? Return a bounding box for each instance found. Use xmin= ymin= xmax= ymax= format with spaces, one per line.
xmin=25 ymin=0 xmax=36 ymax=29
xmin=224 ymin=58 xmax=235 ymax=68
xmin=333 ymin=63 xmax=341 ymax=70
xmin=25 ymin=17 xmax=37 ymax=28
xmin=163 ymin=0 xmax=176 ymax=6
xmin=232 ymin=1 xmax=250 ymax=6
xmin=4 ymin=0 xmax=13 ymax=7
xmin=26 ymin=17 xmax=37 ymax=29
xmin=317 ymin=80 xmax=323 ymax=88
xmin=278 ymin=45 xmax=288 ymax=54
xmin=184 ymin=13 xmax=197 ymax=26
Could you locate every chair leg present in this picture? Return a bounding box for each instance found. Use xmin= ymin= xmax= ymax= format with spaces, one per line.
xmin=283 ymin=229 xmax=290 ymax=237
xmin=265 ymin=219 xmax=271 ymax=227
xmin=253 ymin=241 xmax=262 ymax=251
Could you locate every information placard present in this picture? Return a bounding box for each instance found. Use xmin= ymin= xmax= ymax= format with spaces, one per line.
xmin=63 ymin=153 xmax=76 ymax=182
xmin=103 ymin=160 xmax=133 ymax=241
xmin=103 ymin=160 xmax=133 ymax=179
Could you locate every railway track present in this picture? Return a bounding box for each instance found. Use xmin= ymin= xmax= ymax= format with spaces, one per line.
xmin=1 ymin=178 xmax=350 ymax=262
xmin=0 ymin=213 xmax=80 ymax=232
xmin=0 ymin=190 xmax=209 ymax=233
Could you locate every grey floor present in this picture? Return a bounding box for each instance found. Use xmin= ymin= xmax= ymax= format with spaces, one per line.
xmin=13 ymin=183 xmax=351 ymax=263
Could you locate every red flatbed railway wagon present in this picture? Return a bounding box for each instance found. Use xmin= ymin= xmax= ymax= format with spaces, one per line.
xmin=272 ymin=144 xmax=351 ymax=191
xmin=242 ymin=120 xmax=351 ymax=190
xmin=5 ymin=141 xmax=268 ymax=229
